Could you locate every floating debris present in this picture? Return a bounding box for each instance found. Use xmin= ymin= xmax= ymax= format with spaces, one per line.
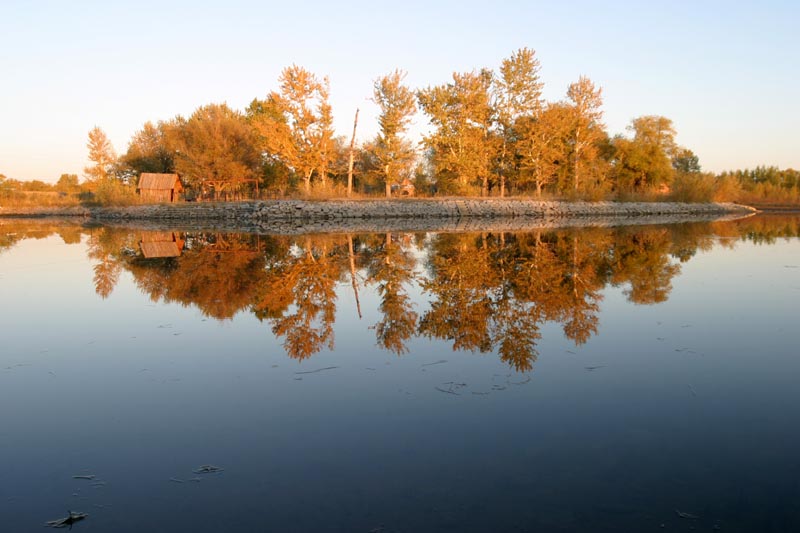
xmin=434 ymin=386 xmax=459 ymax=395
xmin=294 ymin=366 xmax=339 ymax=375
xmin=471 ymin=391 xmax=490 ymax=396
xmin=188 ymin=477 xmax=202 ymax=483
xmin=169 ymin=478 xmax=185 ymax=484
xmin=675 ymin=509 xmax=699 ymax=520
xmin=193 ymin=465 xmax=224 ymax=474
xmin=421 ymin=360 xmax=448 ymax=367
xmin=565 ymin=350 xmax=576 ymax=354
xmin=72 ymin=475 xmax=95 ymax=481
xmin=584 ymin=366 xmax=605 ymax=371
xmin=510 ymin=376 xmax=532 ymax=385
xmin=45 ymin=511 xmax=88 ymax=529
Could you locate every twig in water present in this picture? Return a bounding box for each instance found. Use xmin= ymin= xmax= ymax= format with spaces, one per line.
xmin=45 ymin=511 xmax=88 ymax=529
xmin=294 ymin=366 xmax=339 ymax=375
xmin=421 ymin=360 xmax=448 ymax=367
xmin=434 ymin=386 xmax=459 ymax=395
xmin=72 ymin=475 xmax=95 ymax=481
xmin=675 ymin=509 xmax=699 ymax=520
xmin=193 ymin=465 xmax=224 ymax=474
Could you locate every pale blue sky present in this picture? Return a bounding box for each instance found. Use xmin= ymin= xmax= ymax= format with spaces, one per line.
xmin=1 ymin=0 xmax=797 ymax=182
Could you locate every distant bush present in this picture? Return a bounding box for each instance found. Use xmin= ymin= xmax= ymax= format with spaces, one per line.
xmin=669 ymin=173 xmax=743 ymax=203
xmin=91 ymin=180 xmax=139 ymax=206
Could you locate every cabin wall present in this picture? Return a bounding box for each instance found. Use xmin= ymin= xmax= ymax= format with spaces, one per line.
xmin=140 ymin=189 xmax=175 ymax=203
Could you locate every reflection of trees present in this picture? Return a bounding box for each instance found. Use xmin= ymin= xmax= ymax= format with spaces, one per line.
xmin=9 ymin=215 xmax=796 ymax=369
xmin=128 ymin=233 xmax=266 ymax=319
xmin=255 ymin=237 xmax=340 ymax=360
xmin=363 ymin=233 xmax=419 ymax=354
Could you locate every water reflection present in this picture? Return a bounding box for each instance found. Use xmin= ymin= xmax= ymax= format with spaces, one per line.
xmin=3 ymin=215 xmax=800 ymax=370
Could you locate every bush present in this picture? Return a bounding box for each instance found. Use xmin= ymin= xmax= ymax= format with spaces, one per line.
xmin=92 ymin=180 xmax=139 ymax=206
xmin=669 ymin=173 xmax=742 ymax=203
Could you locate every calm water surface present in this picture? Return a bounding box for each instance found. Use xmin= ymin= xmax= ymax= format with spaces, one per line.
xmin=1 ymin=216 xmax=799 ymax=532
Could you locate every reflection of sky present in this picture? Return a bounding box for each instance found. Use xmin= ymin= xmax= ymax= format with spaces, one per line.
xmin=1 ymin=227 xmax=799 ymax=531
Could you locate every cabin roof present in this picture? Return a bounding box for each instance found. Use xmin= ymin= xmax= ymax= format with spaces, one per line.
xmin=139 ymin=173 xmax=182 ymax=190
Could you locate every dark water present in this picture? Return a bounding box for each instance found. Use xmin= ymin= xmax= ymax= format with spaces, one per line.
xmin=1 ymin=215 xmax=799 ymax=532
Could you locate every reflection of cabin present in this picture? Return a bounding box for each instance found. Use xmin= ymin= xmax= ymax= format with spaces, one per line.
xmin=138 ymin=173 xmax=184 ymax=203
xmin=139 ymin=232 xmax=185 ymax=258
xmin=391 ymin=178 xmax=415 ymax=197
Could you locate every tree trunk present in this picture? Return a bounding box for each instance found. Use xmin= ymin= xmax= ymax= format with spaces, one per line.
xmin=385 ymin=165 xmax=391 ymax=198
xmin=500 ymin=174 xmax=505 ymax=198
xmin=347 ymin=109 xmax=359 ymax=197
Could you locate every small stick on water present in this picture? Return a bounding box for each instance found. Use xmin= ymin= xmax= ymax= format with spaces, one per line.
xmin=584 ymin=366 xmax=605 ymax=371
xmin=169 ymin=478 xmax=185 ymax=483
xmin=45 ymin=511 xmax=88 ymax=528
xmin=434 ymin=386 xmax=459 ymax=395
xmin=294 ymin=366 xmax=339 ymax=375
xmin=72 ymin=475 xmax=95 ymax=480
xmin=193 ymin=465 xmax=224 ymax=474
xmin=421 ymin=360 xmax=448 ymax=367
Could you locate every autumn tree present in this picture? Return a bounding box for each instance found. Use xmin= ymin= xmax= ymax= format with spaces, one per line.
xmin=418 ymin=69 xmax=496 ymax=195
xmin=565 ymin=76 xmax=605 ymax=194
xmin=56 ymin=173 xmax=79 ymax=192
xmin=168 ymin=104 xmax=261 ymax=195
xmin=371 ymin=70 xmax=417 ymax=197
xmin=612 ymin=115 xmax=678 ymax=191
xmin=515 ymin=102 xmax=572 ymax=196
xmin=84 ymin=126 xmax=117 ymax=184
xmin=494 ymin=47 xmax=544 ymax=196
xmin=251 ymin=66 xmax=335 ymax=193
xmin=121 ymin=121 xmax=175 ymax=178
xmin=672 ymin=147 xmax=701 ymax=174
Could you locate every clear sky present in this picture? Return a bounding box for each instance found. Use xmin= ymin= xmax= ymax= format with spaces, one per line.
xmin=1 ymin=0 xmax=797 ymax=182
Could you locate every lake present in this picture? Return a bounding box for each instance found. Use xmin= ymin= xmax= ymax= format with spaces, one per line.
xmin=1 ymin=215 xmax=799 ymax=532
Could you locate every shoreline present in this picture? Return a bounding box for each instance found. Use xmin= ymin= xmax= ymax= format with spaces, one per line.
xmin=0 ymin=199 xmax=759 ymax=234
xmin=0 ymin=198 xmax=758 ymax=220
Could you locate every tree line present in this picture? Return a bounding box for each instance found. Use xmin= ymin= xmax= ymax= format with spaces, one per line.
xmin=84 ymin=48 xmax=705 ymax=200
xmin=3 ymin=47 xmax=798 ymax=204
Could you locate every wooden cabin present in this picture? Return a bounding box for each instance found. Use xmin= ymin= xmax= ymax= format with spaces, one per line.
xmin=139 ymin=232 xmax=185 ymax=258
xmin=138 ymin=173 xmax=183 ymax=203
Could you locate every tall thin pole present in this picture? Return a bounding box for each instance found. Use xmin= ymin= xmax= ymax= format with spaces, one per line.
xmin=347 ymin=108 xmax=359 ymax=197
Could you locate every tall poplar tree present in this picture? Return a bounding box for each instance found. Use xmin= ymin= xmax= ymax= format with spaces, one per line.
xmin=494 ymin=47 xmax=544 ymax=196
xmin=372 ymin=70 xmax=417 ymax=197
xmin=418 ymin=69 xmax=495 ymax=196
xmin=251 ymin=66 xmax=335 ymax=193
xmin=566 ymin=76 xmax=604 ymax=193
xmin=84 ymin=126 xmax=117 ymax=184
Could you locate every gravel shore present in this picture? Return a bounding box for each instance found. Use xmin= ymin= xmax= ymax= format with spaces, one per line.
xmin=0 ymin=198 xmax=757 ymax=233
